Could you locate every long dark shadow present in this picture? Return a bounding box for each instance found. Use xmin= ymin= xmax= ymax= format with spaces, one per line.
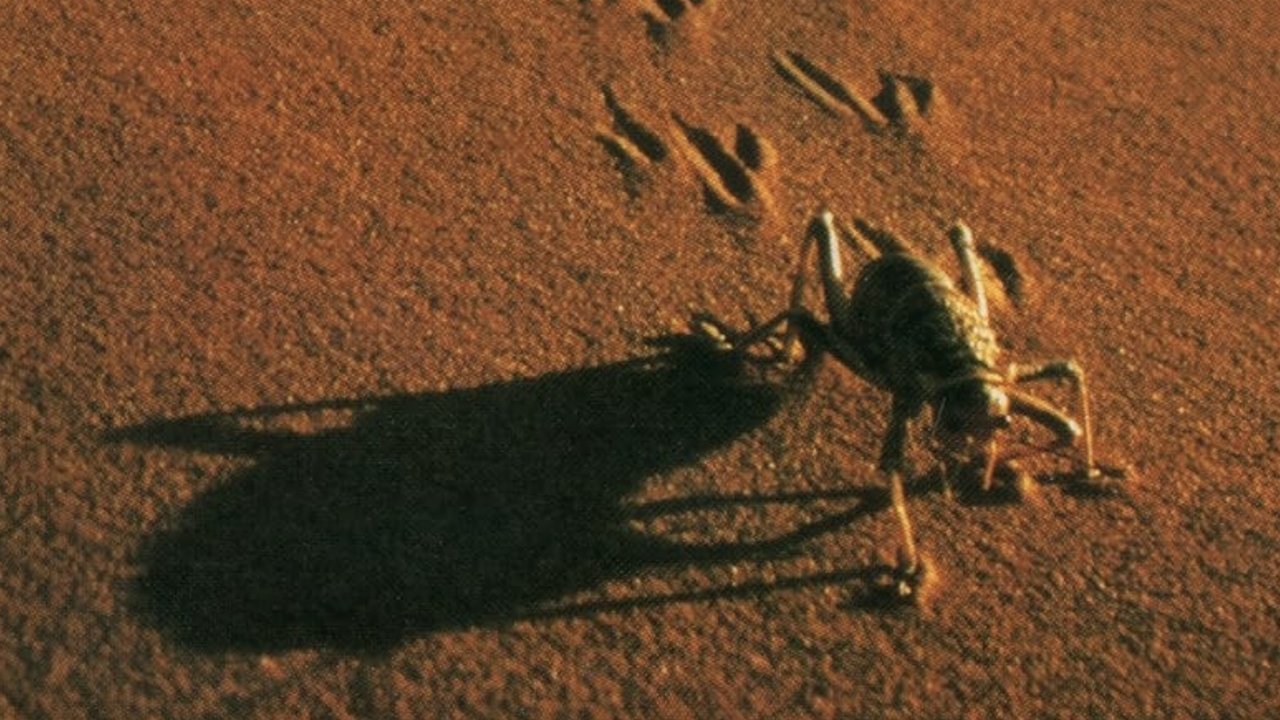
xmin=107 ymin=335 xmax=879 ymax=653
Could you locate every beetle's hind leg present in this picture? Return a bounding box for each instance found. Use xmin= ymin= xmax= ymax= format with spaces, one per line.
xmin=691 ymin=305 xmax=833 ymax=366
xmin=779 ymin=210 xmax=876 ymax=359
xmin=689 ymin=210 xmax=862 ymax=366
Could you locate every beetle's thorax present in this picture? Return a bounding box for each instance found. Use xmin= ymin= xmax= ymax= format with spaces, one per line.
xmin=843 ymin=253 xmax=1001 ymax=401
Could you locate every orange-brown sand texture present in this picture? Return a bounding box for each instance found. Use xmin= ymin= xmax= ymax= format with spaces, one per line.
xmin=3 ymin=1 xmax=1279 ymax=717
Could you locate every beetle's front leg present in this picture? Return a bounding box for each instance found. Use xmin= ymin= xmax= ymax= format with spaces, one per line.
xmin=879 ymin=396 xmax=934 ymax=602
xmin=1008 ymin=359 xmax=1097 ymax=480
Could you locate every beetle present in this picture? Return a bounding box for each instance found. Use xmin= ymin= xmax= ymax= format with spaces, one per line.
xmin=696 ymin=210 xmax=1121 ymax=601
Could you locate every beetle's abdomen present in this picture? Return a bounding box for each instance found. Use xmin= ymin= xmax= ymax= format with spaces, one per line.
xmin=846 ymin=254 xmax=999 ymax=398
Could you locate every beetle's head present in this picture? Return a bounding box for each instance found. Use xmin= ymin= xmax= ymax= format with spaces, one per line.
xmin=933 ymin=379 xmax=1011 ymax=442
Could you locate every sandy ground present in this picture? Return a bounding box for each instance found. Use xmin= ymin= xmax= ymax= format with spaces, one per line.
xmin=3 ymin=1 xmax=1280 ymax=717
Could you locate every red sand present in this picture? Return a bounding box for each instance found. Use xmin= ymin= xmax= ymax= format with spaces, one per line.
xmin=3 ymin=1 xmax=1279 ymax=717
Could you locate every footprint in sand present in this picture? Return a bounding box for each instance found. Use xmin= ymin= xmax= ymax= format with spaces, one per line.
xmin=670 ymin=116 xmax=776 ymax=218
xmin=596 ymin=85 xmax=670 ymax=197
xmin=596 ymin=85 xmax=777 ymax=221
xmin=639 ymin=0 xmax=715 ymax=48
xmin=772 ymin=50 xmax=941 ymax=136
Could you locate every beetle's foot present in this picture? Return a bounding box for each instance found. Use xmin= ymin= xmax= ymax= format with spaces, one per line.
xmin=690 ymin=313 xmax=794 ymax=366
xmin=1011 ymin=465 xmax=1039 ymax=503
xmin=873 ymin=551 xmax=937 ymax=606
xmin=690 ymin=313 xmax=736 ymax=352
xmin=939 ymin=471 xmax=956 ymax=502
xmin=1071 ymin=462 xmax=1130 ymax=495
xmin=759 ymin=334 xmax=791 ymax=363
xmin=940 ymin=457 xmax=1031 ymax=505
xmin=993 ymin=459 xmax=1039 ymax=504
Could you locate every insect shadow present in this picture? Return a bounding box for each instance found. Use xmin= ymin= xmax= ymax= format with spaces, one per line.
xmin=107 ymin=334 xmax=883 ymax=654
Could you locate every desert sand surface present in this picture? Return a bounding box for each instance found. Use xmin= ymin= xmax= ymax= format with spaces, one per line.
xmin=3 ymin=1 xmax=1280 ymax=717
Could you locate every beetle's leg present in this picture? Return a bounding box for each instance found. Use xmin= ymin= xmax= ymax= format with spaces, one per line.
xmin=806 ymin=211 xmax=853 ymax=329
xmin=692 ymin=306 xmax=836 ymax=367
xmin=713 ymin=308 xmax=875 ymax=377
xmin=880 ymin=397 xmax=931 ymax=600
xmin=980 ymin=436 xmax=999 ymax=491
xmin=1006 ymin=388 xmax=1082 ymax=449
xmin=948 ymin=222 xmax=989 ymax=323
xmin=734 ymin=309 xmax=809 ymax=357
xmin=692 ymin=211 xmax=868 ymax=365
xmin=783 ymin=210 xmax=881 ymax=355
xmin=691 ymin=310 xmax=793 ymax=361
xmin=722 ymin=212 xmax=847 ymax=360
xmin=778 ymin=218 xmax=822 ymax=357
xmin=834 ymin=217 xmax=883 ymax=260
xmin=1008 ymin=360 xmax=1096 ymax=478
